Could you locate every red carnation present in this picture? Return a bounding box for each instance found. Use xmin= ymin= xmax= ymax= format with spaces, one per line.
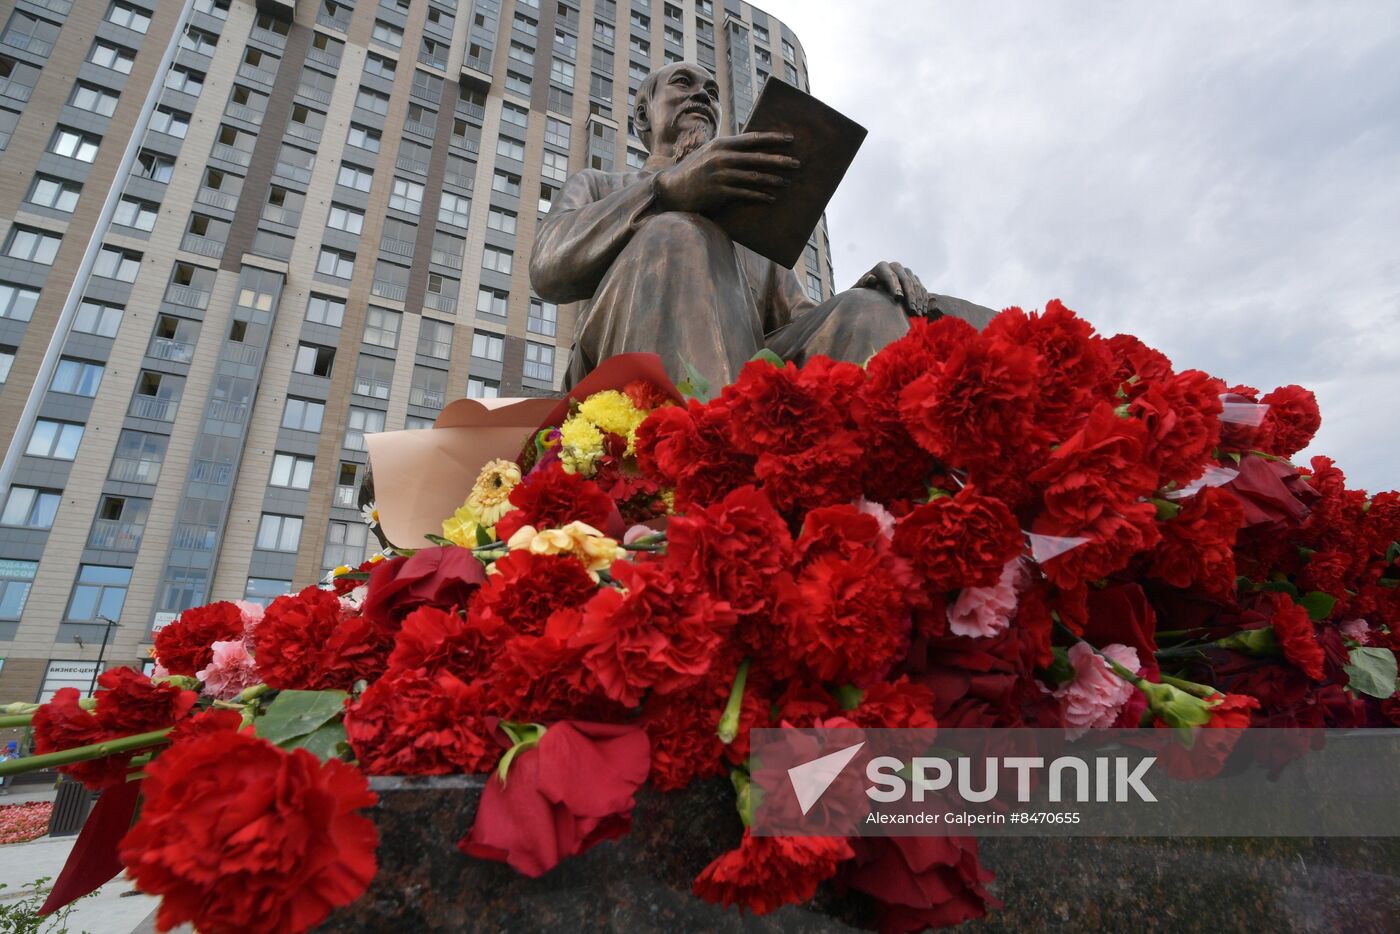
xmin=893 ymin=487 xmax=1024 ymax=591
xmin=32 ymin=688 xmax=127 ymax=790
xmin=1130 ymin=369 xmax=1225 ymax=487
xmin=316 ymin=613 xmax=396 ymax=690
xmin=460 ymin=721 xmax=649 ymax=878
xmin=665 ymin=485 xmax=792 ymax=615
xmin=752 ymin=432 xmax=866 ymax=517
xmin=166 ymin=707 xmax=243 ymax=746
xmin=1153 ymin=691 xmax=1260 ymax=779
xmin=344 ymin=669 xmax=499 ymax=776
xmin=469 ymin=550 xmax=598 ymax=636
xmin=485 ymin=610 xmax=621 ymax=721
xmin=1106 ymin=333 xmax=1174 ymax=395
xmin=718 ymin=357 xmax=863 ymax=455
xmin=120 ymin=731 xmax=378 ymax=934
xmin=254 ymin=586 xmax=348 ymax=690
xmin=1033 ymin=503 xmax=1162 ymax=589
xmin=640 ymin=682 xmax=729 ymax=791
xmin=623 ymin=378 xmax=675 ymax=412
xmin=388 ymin=605 xmax=505 ymax=681
xmin=571 ymin=560 xmax=737 ymax=706
xmin=494 ymin=461 xmax=618 ymax=541
xmin=692 ymin=830 xmax=853 ymax=916
xmin=92 ymin=667 xmax=197 ymax=736
xmin=361 ymin=546 xmax=487 ymax=632
xmin=1031 ymin=402 xmax=1158 ymax=525
xmin=1147 ymin=487 xmax=1245 ymax=600
xmin=1258 ymin=384 xmax=1321 ymax=458
xmin=984 ymin=300 xmax=1114 ymax=429
xmin=1222 ymin=454 xmax=1319 ymax=530
xmin=844 ymin=836 xmax=999 ymax=931
xmin=844 ymin=677 xmax=939 ymax=730
xmin=1263 ymin=593 xmax=1326 ymax=681
xmin=634 ymin=399 xmax=756 ymax=510
xmin=153 ymin=601 xmax=245 ymax=675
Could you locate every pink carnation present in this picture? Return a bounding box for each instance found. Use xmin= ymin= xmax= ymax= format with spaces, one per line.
xmin=196 ymin=640 xmax=261 ymax=701
xmin=233 ymin=600 xmax=265 ymax=639
xmin=946 ymin=559 xmax=1026 ymax=638
xmin=856 ymin=498 xmax=896 ymax=539
xmin=1053 ymin=642 xmax=1140 ymax=738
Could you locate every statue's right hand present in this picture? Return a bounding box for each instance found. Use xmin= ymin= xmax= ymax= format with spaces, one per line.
xmin=653 ymin=132 xmax=801 ymax=215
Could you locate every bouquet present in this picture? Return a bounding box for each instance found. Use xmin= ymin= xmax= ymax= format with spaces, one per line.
xmin=2 ymin=301 xmax=1396 ymax=933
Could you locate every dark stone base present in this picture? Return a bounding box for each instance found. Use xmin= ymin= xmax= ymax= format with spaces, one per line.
xmin=320 ymin=777 xmax=1400 ymax=933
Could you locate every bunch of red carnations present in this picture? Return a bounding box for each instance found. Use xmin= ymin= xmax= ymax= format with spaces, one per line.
xmin=7 ymin=300 xmax=1398 ymax=934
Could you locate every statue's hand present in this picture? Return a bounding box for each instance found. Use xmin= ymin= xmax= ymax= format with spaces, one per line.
xmin=854 ymin=262 xmax=929 ymax=316
xmin=654 ymin=132 xmax=800 ymax=215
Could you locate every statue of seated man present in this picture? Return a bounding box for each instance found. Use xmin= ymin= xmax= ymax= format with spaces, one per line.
xmin=530 ymin=62 xmax=995 ymax=389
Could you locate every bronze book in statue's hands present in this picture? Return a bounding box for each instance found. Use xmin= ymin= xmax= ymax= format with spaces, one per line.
xmin=713 ymin=78 xmax=868 ymax=269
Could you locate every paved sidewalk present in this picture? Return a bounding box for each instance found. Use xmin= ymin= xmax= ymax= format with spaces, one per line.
xmin=0 ymin=832 xmax=163 ymax=933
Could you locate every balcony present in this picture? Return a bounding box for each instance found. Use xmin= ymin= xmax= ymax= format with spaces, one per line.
xmin=445 ymin=170 xmax=475 ymax=190
xmin=181 ymin=233 xmax=225 ymax=259
xmin=317 ymin=9 xmax=351 ymax=32
xmin=211 ymin=143 xmax=252 ymax=167
xmin=0 ymin=76 xmax=33 ymax=103
xmin=431 ymin=250 xmax=464 ymax=270
xmin=395 ymin=153 xmax=429 ymax=175
xmin=207 ymin=398 xmax=249 ymax=423
xmin=172 ymin=523 xmax=218 ymax=551
xmin=2 ymin=33 xmax=54 ymax=58
xmin=261 ymin=204 xmax=301 ymax=227
xmin=225 ymin=102 xmax=265 ymax=124
xmin=287 ymin=121 xmax=323 ymax=145
xmin=354 ymin=377 xmax=392 ymax=400
xmin=148 ymin=336 xmax=196 ymax=364
xmin=404 ymin=118 xmax=436 ymax=139
xmin=425 ymin=292 xmax=457 ymax=315
xmin=371 ymin=280 xmax=407 ymax=302
xmin=221 ymin=342 xmax=262 ymax=366
xmin=191 ymin=458 xmax=233 ymax=485
xmin=109 ymin=458 xmax=161 ymax=485
xmin=196 ymin=187 xmax=238 ymax=212
xmin=334 ymin=485 xmax=358 ymax=508
xmin=306 ymin=46 xmax=341 ymax=69
xmin=297 ymin=83 xmax=332 ymax=106
xmin=87 ymin=519 xmax=145 ymax=552
xmin=409 ymin=387 xmax=445 ymax=409
xmin=166 ymin=284 xmax=211 ymax=310
xmin=274 ymin=161 xmax=312 ymax=185
xmin=465 ymin=54 xmax=492 ymax=74
xmin=129 ymin=395 xmax=177 ymax=421
xmin=250 ymin=25 xmax=288 ymax=49
xmin=237 ymin=61 xmax=278 ymax=86
xmin=380 ymin=236 xmax=415 ymax=258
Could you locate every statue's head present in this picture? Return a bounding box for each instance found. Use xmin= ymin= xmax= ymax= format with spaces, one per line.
xmin=633 ymin=62 xmax=722 ymax=158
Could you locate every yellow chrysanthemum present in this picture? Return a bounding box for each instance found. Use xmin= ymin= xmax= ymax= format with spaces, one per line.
xmin=504 ymin=521 xmax=626 ymax=579
xmin=559 ymin=415 xmax=606 ymax=475
xmin=467 ymin=458 xmax=522 ymax=526
xmin=661 ymin=489 xmax=676 ymax=514
xmin=441 ymin=504 xmax=484 ymax=547
xmin=577 ymin=390 xmax=647 ymax=446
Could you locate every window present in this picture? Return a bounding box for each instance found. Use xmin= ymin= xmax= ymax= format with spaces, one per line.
xmin=545 ymin=117 xmax=571 ymax=148
xmin=113 ymin=197 xmax=158 ymax=231
xmin=180 ymin=25 xmax=218 ymax=55
xmin=347 ymin=124 xmax=381 ymax=152
xmin=410 ymin=366 xmax=447 ymax=409
xmin=406 ymin=99 xmax=437 ymax=129
xmin=27 ymin=176 xmax=81 ymax=213
xmin=73 ymin=300 xmax=122 ymax=337
xmin=476 ymin=287 xmax=508 ymax=317
xmin=256 ymin=514 xmax=303 ymax=551
xmin=135 ymin=150 xmax=175 ymax=182
xmin=356 ymin=86 xmax=390 ymax=114
xmin=65 ymin=565 xmax=132 ymax=622
xmin=487 ymin=207 xmax=518 ymax=234
xmin=496 ymin=136 xmax=525 ymax=161
xmin=1 ymin=487 xmax=60 ymax=528
xmin=323 ymin=521 xmax=368 ymax=572
xmin=595 ymin=21 xmax=615 ymax=44
xmin=372 ymin=20 xmax=403 ymax=47
xmin=107 ymin=2 xmax=151 ymax=32
xmin=539 ymin=182 xmax=557 ymax=214
xmin=50 ymin=128 xmax=100 ymax=162
xmin=555 ymin=29 xmax=577 ymax=58
xmin=306 ymin=293 xmax=345 ymax=327
xmin=344 ymin=407 xmax=385 ymax=451
xmin=282 ymin=397 xmax=325 ymax=432
xmin=418 ymin=318 xmax=454 ymax=359
xmin=270 ymin=453 xmax=314 ymax=489
xmin=364 ymin=306 xmax=401 ymax=348
xmin=528 ymin=299 xmax=558 ymax=336
xmin=541 ymin=149 xmax=569 ymax=182
xmin=27 ymin=420 xmax=83 ymax=459
xmin=472 ymin=330 xmax=504 ymax=361
xmin=317 ymin=247 xmax=355 ymax=279
xmin=0 ymin=283 xmax=38 ymax=321
xmin=439 ymin=192 xmax=471 ymax=227
xmin=509 ymin=41 xmax=535 ymax=67
xmin=467 ymin=376 xmax=500 ymax=399
xmin=3 ymin=11 xmax=60 ymax=57
xmin=244 ymin=578 xmax=290 ymax=608
xmin=482 ymin=246 xmax=513 ymax=275
xmin=551 ymin=58 xmax=575 ymax=88
xmin=108 ymin=430 xmax=165 ymax=484
xmin=0 ymin=561 xmax=36 ymax=620
xmin=0 ymin=346 xmax=11 ymax=384
xmin=420 ymin=36 xmax=448 ymax=69
xmin=70 ymin=82 xmax=119 ymax=116
xmin=93 ymin=247 xmax=141 ymax=282
xmin=389 ymin=178 xmax=424 ymax=214
xmin=514 ymin=12 xmax=538 ymax=35
xmin=524 ymin=341 xmax=554 ymax=381
xmin=6 ymin=227 xmax=61 ymax=264
xmin=150 ymin=106 xmax=189 ymax=138
xmin=354 ymin=355 xmax=394 ymax=399
xmin=337 ymin=162 xmax=374 ymax=192
xmin=50 ymin=358 xmax=103 ymax=396
xmin=502 ymin=102 xmax=529 ymax=128
xmin=89 ymin=40 xmax=135 ymax=74
xmin=164 ymin=66 xmax=204 ymax=96
xmin=293 ymin=342 xmax=335 ymax=377
xmin=327 ymin=203 xmax=365 ymax=234
xmin=492 ymin=171 xmax=521 ymax=196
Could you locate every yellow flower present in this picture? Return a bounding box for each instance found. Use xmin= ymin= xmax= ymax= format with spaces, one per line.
xmin=504 ymin=521 xmax=626 ymax=579
xmin=559 ymin=415 xmax=606 ymax=475
xmin=441 ymin=504 xmax=483 ymax=547
xmin=578 ymin=390 xmax=648 ymax=444
xmin=661 ymin=489 xmax=676 ymax=514
xmin=467 ymin=459 xmax=522 ymax=526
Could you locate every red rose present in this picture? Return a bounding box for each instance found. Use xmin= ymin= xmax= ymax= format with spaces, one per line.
xmin=92 ymin=667 xmax=196 ymax=736
xmin=493 ymin=462 xmax=619 ymax=541
xmin=254 ymin=586 xmax=349 ymax=690
xmin=484 ymin=610 xmax=621 ymax=721
xmin=460 ymin=721 xmax=649 ymax=877
xmin=361 ymin=546 xmax=487 ymax=632
xmin=1146 ymin=487 xmax=1245 ymax=600
xmin=1258 ymin=384 xmax=1321 ymax=457
xmin=893 ymin=486 xmax=1024 ymax=591
xmin=1130 ymin=369 xmax=1225 ymax=487
xmin=844 ymin=836 xmax=999 ymax=931
xmin=468 ymin=550 xmax=598 ymax=637
xmin=692 ymin=830 xmax=853 ymax=916
xmin=571 ymin=560 xmax=737 ymax=706
xmin=1081 ymin=584 xmax=1161 ymax=681
xmin=1031 ymin=403 xmax=1158 ymax=525
xmin=153 ymin=601 xmax=245 ymax=676
xmin=665 ymin=485 xmax=792 ymax=616
xmin=120 ymin=732 xmax=378 ymax=934
xmin=32 ymin=688 xmax=126 ymax=790
xmin=1262 ymin=593 xmax=1326 ymax=681
xmin=344 ymin=669 xmax=499 ymax=775
xmin=388 ymin=605 xmax=505 ymax=681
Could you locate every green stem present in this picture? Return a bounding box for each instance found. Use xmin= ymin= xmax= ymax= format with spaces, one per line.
xmin=716 ymin=659 xmax=750 ymax=744
xmin=1159 ymin=673 xmax=1219 ymax=699
xmin=0 ymin=714 xmax=36 ymax=729
xmin=0 ymin=728 xmax=171 ymax=778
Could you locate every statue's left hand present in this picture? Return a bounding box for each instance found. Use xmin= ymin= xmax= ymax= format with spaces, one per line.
xmin=854 ymin=261 xmax=928 ymax=317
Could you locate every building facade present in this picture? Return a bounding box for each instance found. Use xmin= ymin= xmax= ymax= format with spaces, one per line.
xmin=0 ymin=0 xmax=831 ymax=703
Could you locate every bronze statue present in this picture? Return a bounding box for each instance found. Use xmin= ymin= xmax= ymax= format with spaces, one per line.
xmin=531 ymin=62 xmax=995 ymax=389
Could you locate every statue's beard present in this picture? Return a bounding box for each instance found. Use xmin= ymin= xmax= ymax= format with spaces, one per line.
xmin=672 ymin=122 xmax=715 ymax=162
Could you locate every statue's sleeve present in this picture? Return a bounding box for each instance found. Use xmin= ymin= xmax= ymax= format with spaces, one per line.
xmin=762 ymin=262 xmax=818 ymax=334
xmin=530 ymin=170 xmax=662 ymax=303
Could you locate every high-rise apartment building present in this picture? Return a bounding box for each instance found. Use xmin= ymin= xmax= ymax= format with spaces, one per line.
xmin=0 ymin=0 xmax=831 ymax=703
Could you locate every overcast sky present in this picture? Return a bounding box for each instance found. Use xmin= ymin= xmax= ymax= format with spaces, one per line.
xmin=754 ymin=0 xmax=1400 ymax=493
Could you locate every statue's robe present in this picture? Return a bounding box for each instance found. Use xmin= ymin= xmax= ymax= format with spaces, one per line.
xmin=531 ymin=167 xmax=996 ymax=389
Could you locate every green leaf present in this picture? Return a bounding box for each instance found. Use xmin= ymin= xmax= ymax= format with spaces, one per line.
xmin=1385 ymin=541 xmax=1400 ymax=565
xmin=748 ymin=348 xmax=785 ymax=367
xmin=255 ymin=690 xmax=346 ymax=747
xmin=423 ymin=533 xmax=456 ymax=547
xmin=284 ymin=720 xmax=348 ymax=761
xmin=1257 ymin=579 xmax=1300 ymax=597
xmin=676 ymin=359 xmax=713 ymax=403
xmin=1299 ymin=590 xmax=1338 ymax=621
xmin=1152 ymin=497 xmax=1182 ymax=521
xmin=475 ymin=525 xmax=494 ymax=547
xmin=1343 ymin=647 xmax=1398 ymax=699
